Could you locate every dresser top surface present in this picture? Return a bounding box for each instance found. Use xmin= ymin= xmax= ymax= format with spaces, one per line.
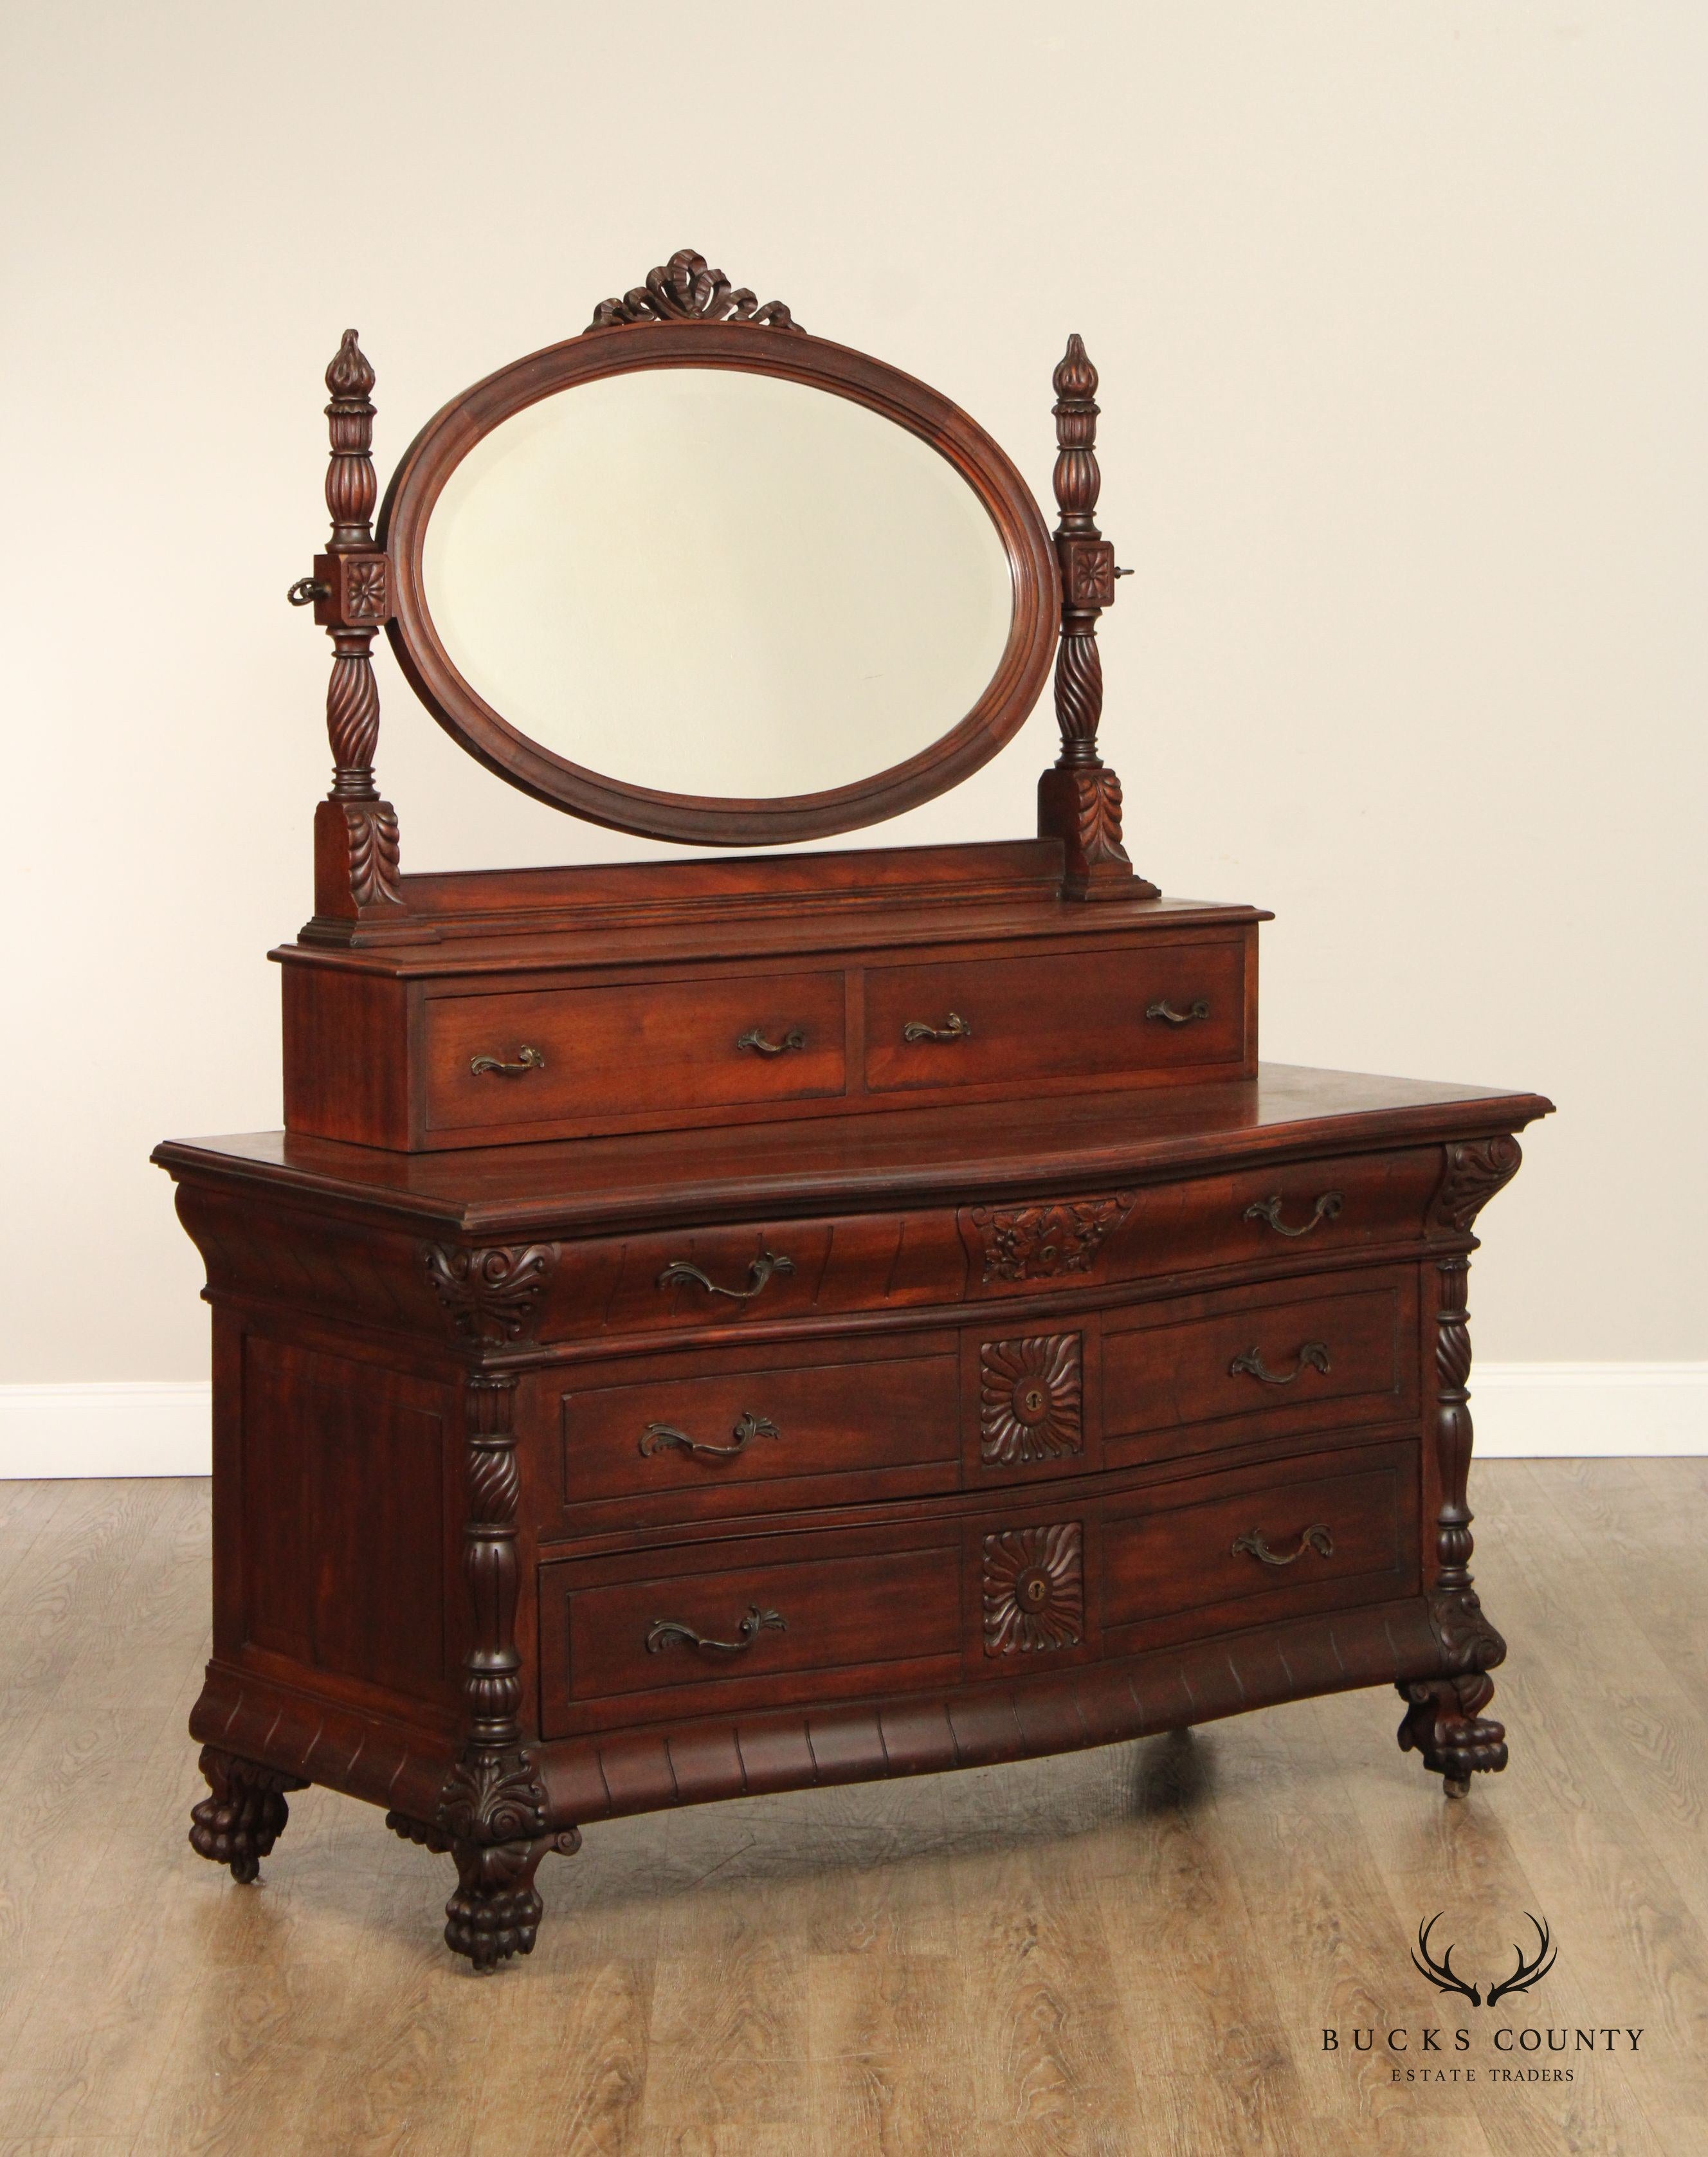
xmin=154 ymin=1063 xmax=1553 ymax=1239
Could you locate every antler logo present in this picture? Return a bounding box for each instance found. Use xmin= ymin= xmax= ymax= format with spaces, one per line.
xmin=1412 ymin=1912 xmax=1556 ymax=2008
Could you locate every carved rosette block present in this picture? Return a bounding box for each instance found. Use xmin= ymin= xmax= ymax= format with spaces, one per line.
xmin=588 ymin=248 xmax=802 ymax=332
xmin=423 ymin=1242 xmax=560 ymax=1346
xmin=979 ymin=1336 xmax=1084 ymax=1466
xmin=1038 ymin=334 xmax=1156 ymax=901
xmin=983 ymin=1523 xmax=1085 ymax=1655
xmin=188 ymin=1746 xmax=309 ymax=1884
xmin=970 ymin=1192 xmax=1134 ymax=1284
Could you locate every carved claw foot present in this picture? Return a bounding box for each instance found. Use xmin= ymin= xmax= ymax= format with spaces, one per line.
xmin=1396 ymin=1672 xmax=1509 ymax=1797
xmin=188 ymin=1745 xmax=309 ymax=1884
xmin=444 ymin=1829 xmax=582 ymax=1973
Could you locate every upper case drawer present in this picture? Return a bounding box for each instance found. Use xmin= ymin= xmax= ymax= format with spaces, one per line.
xmin=1101 ymin=1266 xmax=1420 ymax=1466
xmin=863 ymin=936 xmax=1249 ymax=1095
xmin=424 ymin=970 xmax=846 ymax=1134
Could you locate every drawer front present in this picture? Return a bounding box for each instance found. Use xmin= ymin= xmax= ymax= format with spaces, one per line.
xmin=958 ymin=1149 xmax=1440 ymax=1302
xmin=546 ymin=1210 xmax=968 ymax=1343
xmin=555 ymin=1337 xmax=960 ymax=1533
xmin=540 ymin=1518 xmax=963 ymax=1734
xmin=1102 ymin=1439 xmax=1419 ymax=1652
xmin=1102 ymin=1268 xmax=1419 ymax=1466
xmin=424 ymin=969 xmax=846 ymax=1134
xmin=863 ymin=937 xmax=1248 ymax=1095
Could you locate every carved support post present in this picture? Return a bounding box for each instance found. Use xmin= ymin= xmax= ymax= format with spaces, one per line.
xmin=293 ymin=329 xmax=406 ymax=938
xmin=426 ymin=1369 xmax=577 ymax=1971
xmin=1037 ymin=334 xmax=1158 ymax=902
xmin=1398 ymin=1138 xmax=1523 ymax=1796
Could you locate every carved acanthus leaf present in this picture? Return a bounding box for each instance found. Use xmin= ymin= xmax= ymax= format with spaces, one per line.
xmin=343 ymin=801 xmax=402 ymax=907
xmin=1431 ymin=1136 xmax=1523 ymax=1237
xmin=589 ymin=249 xmax=801 ymax=332
xmin=1071 ymin=767 xmax=1129 ymax=868
xmin=971 ymin=1192 xmax=1134 ymax=1285
xmin=436 ymin=1751 xmax=549 ymax=1846
xmin=423 ymin=1242 xmax=560 ymax=1345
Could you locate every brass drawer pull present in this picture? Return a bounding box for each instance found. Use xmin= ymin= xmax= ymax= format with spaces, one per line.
xmin=645 ymin=1605 xmax=787 ymax=1656
xmin=902 ymin=1011 xmax=972 ymax=1044
xmin=1145 ymin=998 xmax=1210 ymax=1026
xmin=657 ymin=1248 xmax=795 ymax=1302
xmin=640 ymin=1412 xmax=781 ymax=1461
xmin=469 ymin=1044 xmax=547 ymax=1078
xmin=1231 ymin=1523 xmax=1334 ymax=1567
xmin=1244 ymin=1192 xmax=1343 ymax=1238
xmin=1229 ymin=1341 xmax=1331 ymax=1385
xmin=736 ymin=1027 xmax=806 ymax=1057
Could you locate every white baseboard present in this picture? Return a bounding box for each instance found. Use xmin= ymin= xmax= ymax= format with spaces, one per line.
xmin=0 ymin=1383 xmax=213 ymax=1478
xmin=1469 ymin=1363 xmax=1707 ymax=1458
xmin=0 ymin=1367 xmax=1703 ymax=1479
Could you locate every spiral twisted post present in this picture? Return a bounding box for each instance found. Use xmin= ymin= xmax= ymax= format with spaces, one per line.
xmin=1037 ymin=335 xmax=1157 ymax=901
xmin=298 ymin=331 xmax=406 ymax=936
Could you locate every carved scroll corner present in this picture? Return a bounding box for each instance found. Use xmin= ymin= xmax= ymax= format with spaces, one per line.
xmin=1424 ymin=1585 xmax=1508 ymax=1677
xmin=588 ymin=248 xmax=802 ymax=333
xmin=1430 ymin=1135 xmax=1523 ymax=1239
xmin=422 ymin=1241 xmax=561 ymax=1346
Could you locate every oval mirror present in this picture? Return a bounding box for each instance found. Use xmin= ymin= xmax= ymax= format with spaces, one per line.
xmin=381 ymin=320 xmax=1058 ymax=846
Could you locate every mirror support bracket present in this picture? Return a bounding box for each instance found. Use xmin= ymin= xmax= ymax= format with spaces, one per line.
xmin=296 ymin=332 xmax=427 ymax=948
xmin=1038 ymin=336 xmax=1158 ymax=904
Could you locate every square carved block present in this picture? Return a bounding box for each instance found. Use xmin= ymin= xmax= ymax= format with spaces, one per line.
xmin=979 ymin=1333 xmax=1083 ymax=1466
xmin=982 ymin=1522 xmax=1085 ymax=1655
xmin=1058 ymin=537 xmax=1116 ymax=607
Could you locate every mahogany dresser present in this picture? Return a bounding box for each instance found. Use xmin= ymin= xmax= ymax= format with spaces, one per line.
xmin=155 ymin=249 xmax=1552 ymax=1970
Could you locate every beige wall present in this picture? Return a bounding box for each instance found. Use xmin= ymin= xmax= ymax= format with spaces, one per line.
xmin=3 ymin=2 xmax=1702 ymax=1380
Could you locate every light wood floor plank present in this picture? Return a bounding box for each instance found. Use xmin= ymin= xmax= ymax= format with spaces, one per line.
xmin=0 ymin=1465 xmax=1702 ymax=2151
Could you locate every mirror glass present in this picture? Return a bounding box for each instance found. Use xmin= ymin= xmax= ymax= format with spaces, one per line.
xmin=421 ymin=368 xmax=1016 ymax=800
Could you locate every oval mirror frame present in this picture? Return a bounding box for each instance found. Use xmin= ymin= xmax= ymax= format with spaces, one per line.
xmin=379 ymin=318 xmax=1060 ymax=848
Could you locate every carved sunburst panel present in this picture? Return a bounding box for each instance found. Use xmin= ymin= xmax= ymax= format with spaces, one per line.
xmin=982 ymin=1522 xmax=1085 ymax=1656
xmin=979 ymin=1334 xmax=1083 ymax=1466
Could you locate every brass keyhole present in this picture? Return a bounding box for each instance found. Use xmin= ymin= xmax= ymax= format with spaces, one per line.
xmin=1022 ymin=1385 xmax=1045 ymax=1416
xmin=1021 ymin=1570 xmax=1049 ymax=1609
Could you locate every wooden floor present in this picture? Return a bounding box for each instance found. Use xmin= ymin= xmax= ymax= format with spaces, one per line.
xmin=0 ymin=1461 xmax=1703 ymax=2154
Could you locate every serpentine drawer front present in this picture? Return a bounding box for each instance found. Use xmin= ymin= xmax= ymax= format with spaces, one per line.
xmin=539 ymin=1517 xmax=964 ymax=1735
xmin=424 ymin=968 xmax=847 ymax=1135
xmin=1101 ymin=1439 xmax=1419 ymax=1654
xmin=1102 ymin=1266 xmax=1418 ymax=1468
xmin=862 ymin=938 xmax=1249 ymax=1093
xmin=554 ymin=1333 xmax=961 ymax=1535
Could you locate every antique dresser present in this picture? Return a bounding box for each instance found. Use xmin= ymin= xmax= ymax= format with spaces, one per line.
xmin=155 ymin=250 xmax=1552 ymax=1971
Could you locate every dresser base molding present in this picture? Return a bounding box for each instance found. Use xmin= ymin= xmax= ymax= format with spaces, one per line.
xmin=186 ymin=1586 xmax=1504 ymax=1963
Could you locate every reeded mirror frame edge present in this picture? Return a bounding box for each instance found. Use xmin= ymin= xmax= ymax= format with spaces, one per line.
xmin=377 ymin=320 xmax=1060 ymax=848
